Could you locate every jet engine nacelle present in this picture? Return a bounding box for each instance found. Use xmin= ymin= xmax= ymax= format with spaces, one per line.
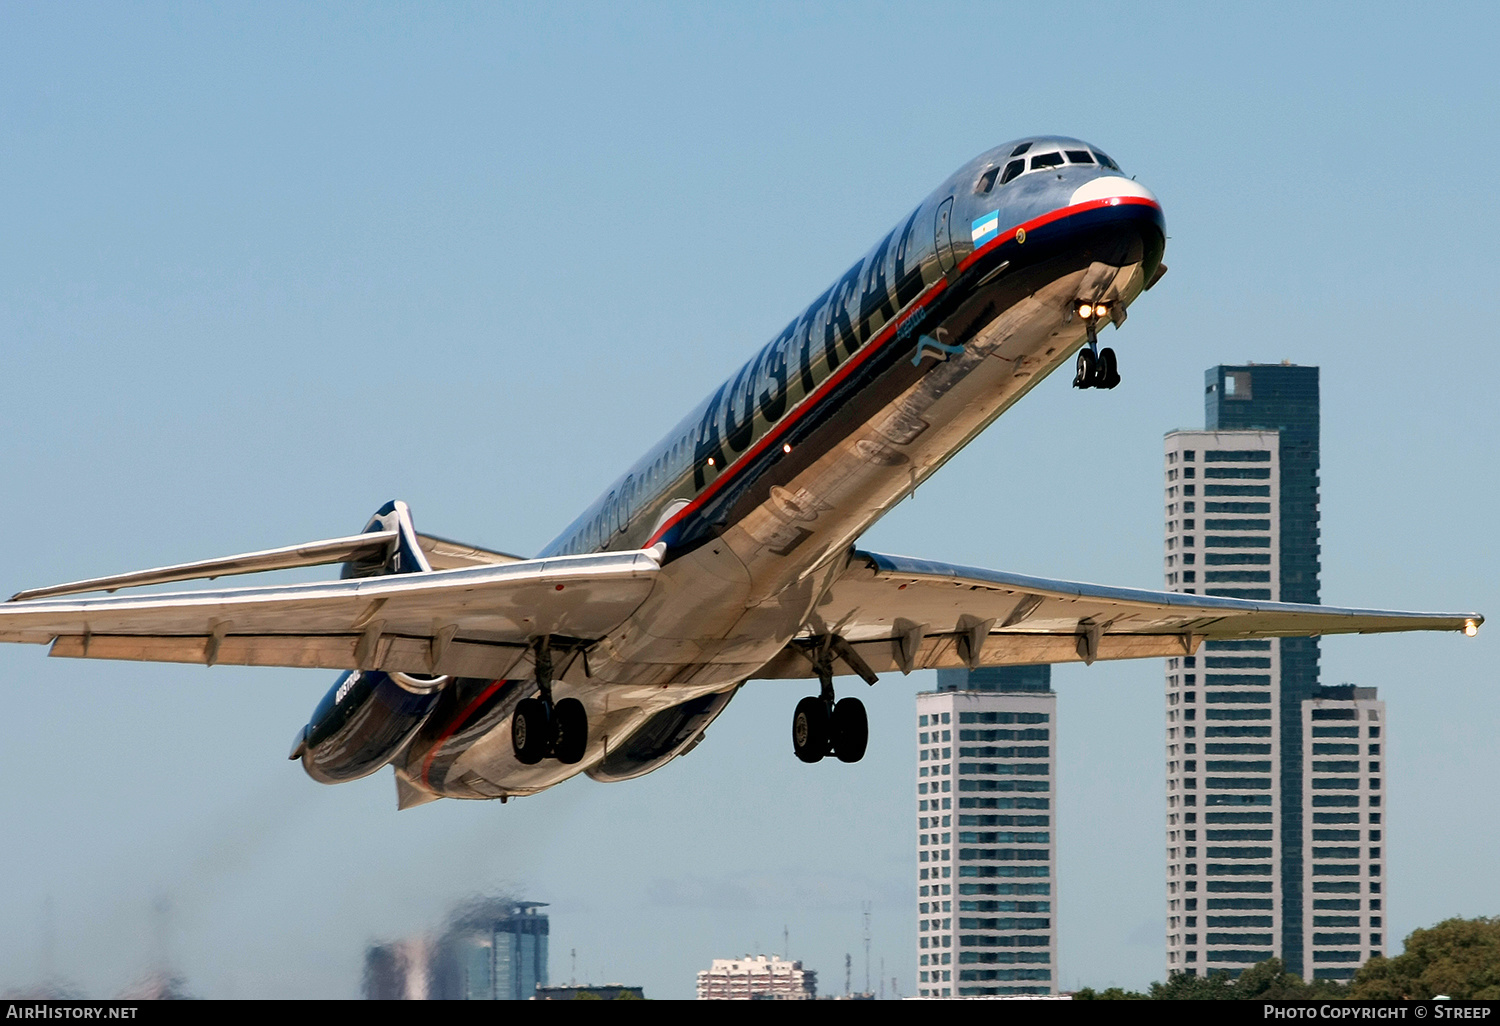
xmin=586 ymin=687 xmax=739 ymax=783
xmin=293 ymin=669 xmax=449 ymax=784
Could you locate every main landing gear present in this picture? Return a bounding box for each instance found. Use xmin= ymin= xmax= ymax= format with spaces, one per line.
xmin=791 ymin=637 xmax=873 ymax=764
xmin=512 ymin=637 xmax=589 ymax=766
xmin=1071 ymin=301 xmax=1121 ymax=391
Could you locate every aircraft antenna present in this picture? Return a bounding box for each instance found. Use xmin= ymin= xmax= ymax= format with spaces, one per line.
xmin=863 ymin=901 xmax=871 ymax=995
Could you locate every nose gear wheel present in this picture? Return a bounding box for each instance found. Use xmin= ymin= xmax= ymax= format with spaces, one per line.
xmin=1073 ymin=312 xmax=1121 ymax=390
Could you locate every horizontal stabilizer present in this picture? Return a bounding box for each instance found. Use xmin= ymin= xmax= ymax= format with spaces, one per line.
xmin=10 ymin=531 xmax=398 ymax=602
xmin=9 ymin=509 xmax=526 ymax=602
xmin=754 ymin=550 xmax=1482 ymax=678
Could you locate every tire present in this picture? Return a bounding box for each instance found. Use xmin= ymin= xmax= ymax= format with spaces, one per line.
xmin=831 ymin=697 xmax=869 ymax=764
xmin=1098 ymin=347 xmax=1120 ymax=389
xmin=552 ymin=697 xmax=588 ymax=765
xmin=1073 ymin=348 xmax=1096 ymax=389
xmin=792 ymin=696 xmax=829 ymax=764
xmin=511 ymin=698 xmax=552 ymax=765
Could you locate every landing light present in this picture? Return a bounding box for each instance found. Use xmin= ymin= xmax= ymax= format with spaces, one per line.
xmin=783 ymin=443 xmax=792 ymax=454
xmin=1076 ymin=302 xmax=1094 ymax=319
xmin=1465 ymin=620 xmax=1479 ymax=637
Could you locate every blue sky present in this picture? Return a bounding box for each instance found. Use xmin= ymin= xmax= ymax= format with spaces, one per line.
xmin=1 ymin=2 xmax=1495 ymax=998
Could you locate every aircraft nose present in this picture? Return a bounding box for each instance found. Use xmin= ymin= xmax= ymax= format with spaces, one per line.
xmin=1069 ymin=175 xmax=1159 ymax=208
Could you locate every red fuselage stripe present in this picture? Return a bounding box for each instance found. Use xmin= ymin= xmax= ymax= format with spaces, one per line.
xmin=422 ymin=678 xmax=508 ymax=787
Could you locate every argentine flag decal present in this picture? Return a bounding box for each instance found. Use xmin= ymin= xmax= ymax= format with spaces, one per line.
xmin=971 ymin=210 xmax=1000 ymax=247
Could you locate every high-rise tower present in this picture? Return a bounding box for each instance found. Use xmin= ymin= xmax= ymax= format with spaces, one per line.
xmin=1163 ymin=429 xmax=1282 ymax=976
xmin=1163 ymin=363 xmax=1329 ymax=980
xmin=1205 ymin=364 xmax=1320 ymax=977
xmin=918 ymin=666 xmax=1056 ymax=997
xmin=1300 ymin=684 xmax=1387 ymax=978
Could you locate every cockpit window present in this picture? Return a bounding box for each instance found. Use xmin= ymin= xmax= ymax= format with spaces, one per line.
xmin=993 ymin=143 xmax=1120 ymax=188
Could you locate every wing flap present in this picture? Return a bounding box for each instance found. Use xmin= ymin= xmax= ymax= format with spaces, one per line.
xmin=47 ymin=632 xmax=532 ymax=677
xmin=755 ymin=631 xmax=1191 ymax=678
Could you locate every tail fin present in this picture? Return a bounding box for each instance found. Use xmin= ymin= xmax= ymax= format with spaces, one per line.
xmin=341 ymin=500 xmax=433 ymax=579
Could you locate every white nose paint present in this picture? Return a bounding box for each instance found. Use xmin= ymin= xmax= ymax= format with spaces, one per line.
xmin=1069 ymin=176 xmax=1158 ymax=206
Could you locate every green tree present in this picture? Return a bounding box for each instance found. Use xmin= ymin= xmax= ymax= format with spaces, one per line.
xmin=1348 ymin=916 xmax=1500 ymax=1000
xmin=1147 ymin=969 xmax=1236 ymax=999
xmin=1073 ymin=986 xmax=1148 ymax=1000
xmin=1079 ymin=959 xmax=1351 ymax=1000
xmin=1229 ymin=958 xmax=1304 ymax=999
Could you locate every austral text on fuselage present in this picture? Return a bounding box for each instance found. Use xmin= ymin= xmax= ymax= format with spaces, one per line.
xmin=691 ymin=204 xmax=925 ymax=490
xmin=542 ymin=136 xmax=1160 ymax=564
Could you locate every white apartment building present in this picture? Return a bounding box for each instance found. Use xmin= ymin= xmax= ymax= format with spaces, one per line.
xmin=1164 ymin=431 xmax=1284 ymax=977
xmin=1302 ymin=687 xmax=1387 ymax=979
xmin=695 ymin=954 xmax=816 ymax=1000
xmin=918 ymin=668 xmax=1057 ymax=998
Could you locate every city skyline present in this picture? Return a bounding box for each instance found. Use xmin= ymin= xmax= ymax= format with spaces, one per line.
xmin=1 ymin=4 xmax=1494 ymax=999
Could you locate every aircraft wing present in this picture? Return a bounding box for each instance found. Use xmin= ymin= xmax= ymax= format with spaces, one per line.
xmin=0 ymin=551 xmax=660 ymax=679
xmin=754 ymin=550 xmax=1482 ymax=679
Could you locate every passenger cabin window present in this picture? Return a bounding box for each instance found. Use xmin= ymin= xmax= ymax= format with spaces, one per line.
xmin=999 ymin=159 xmax=1025 ymax=185
xmin=975 ymin=166 xmax=1000 ymax=194
xmin=1065 ymin=150 xmax=1095 ymax=164
xmin=1029 ymin=151 xmax=1064 ymax=170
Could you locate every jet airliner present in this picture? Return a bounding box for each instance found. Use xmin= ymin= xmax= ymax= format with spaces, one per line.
xmin=0 ymin=137 xmax=1481 ymax=808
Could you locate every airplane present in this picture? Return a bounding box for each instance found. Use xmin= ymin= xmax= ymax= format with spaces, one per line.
xmin=0 ymin=136 xmax=1482 ymax=809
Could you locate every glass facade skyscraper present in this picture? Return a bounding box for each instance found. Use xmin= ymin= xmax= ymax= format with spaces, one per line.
xmin=1205 ymin=363 xmax=1320 ymax=977
xmin=432 ymin=899 xmax=549 ymax=1000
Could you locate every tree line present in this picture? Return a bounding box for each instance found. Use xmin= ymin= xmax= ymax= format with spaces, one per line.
xmin=1076 ymin=915 xmax=1500 ymax=1000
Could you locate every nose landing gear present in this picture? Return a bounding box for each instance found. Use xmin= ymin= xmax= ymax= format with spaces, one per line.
xmin=1071 ymin=302 xmax=1121 ymax=391
xmin=512 ymin=636 xmax=590 ymax=766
